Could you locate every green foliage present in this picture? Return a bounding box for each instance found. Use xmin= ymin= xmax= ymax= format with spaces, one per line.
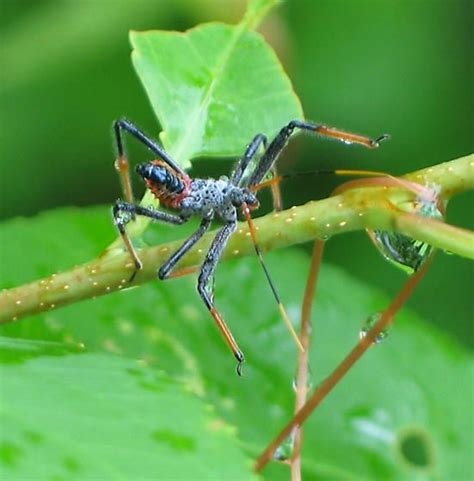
xmin=130 ymin=0 xmax=294 ymax=165
xmin=0 ymin=337 xmax=257 ymax=481
xmin=131 ymin=22 xmax=301 ymax=168
xmin=0 ymin=1 xmax=472 ymax=480
xmin=1 ymin=207 xmax=472 ymax=480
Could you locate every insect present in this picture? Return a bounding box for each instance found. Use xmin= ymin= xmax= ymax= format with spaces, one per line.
xmin=112 ymin=118 xmax=388 ymax=374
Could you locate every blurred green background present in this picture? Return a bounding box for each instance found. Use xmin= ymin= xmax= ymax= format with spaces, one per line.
xmin=0 ymin=0 xmax=472 ymax=346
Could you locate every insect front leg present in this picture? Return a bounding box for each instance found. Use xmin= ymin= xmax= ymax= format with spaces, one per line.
xmin=230 ymin=133 xmax=267 ymax=185
xmin=231 ymin=133 xmax=282 ymax=211
xmin=113 ymin=200 xmax=187 ymax=280
xmin=247 ymin=120 xmax=389 ymax=188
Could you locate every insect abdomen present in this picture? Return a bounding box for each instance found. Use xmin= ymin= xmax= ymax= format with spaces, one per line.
xmin=136 ymin=160 xmax=191 ymax=209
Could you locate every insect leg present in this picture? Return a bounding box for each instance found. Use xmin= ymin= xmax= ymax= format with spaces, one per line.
xmin=269 ymin=165 xmax=283 ymax=211
xmin=248 ymin=120 xmax=389 ymax=188
xmin=113 ymin=119 xmax=186 ymax=202
xmin=230 ymin=133 xmax=267 ymax=185
xmin=158 ymin=215 xmax=213 ymax=280
xmin=231 ymin=134 xmax=282 ymax=210
xmin=113 ymin=200 xmax=187 ymax=278
xmin=197 ymin=221 xmax=246 ymax=374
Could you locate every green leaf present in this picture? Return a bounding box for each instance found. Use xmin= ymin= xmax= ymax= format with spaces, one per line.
xmin=1 ymin=206 xmax=471 ymax=481
xmin=0 ymin=337 xmax=257 ymax=481
xmin=130 ymin=20 xmax=302 ymax=167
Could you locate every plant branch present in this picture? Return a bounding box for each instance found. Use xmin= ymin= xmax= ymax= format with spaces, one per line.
xmin=255 ymin=255 xmax=434 ymax=472
xmin=289 ymin=240 xmax=325 ymax=480
xmin=0 ymin=154 xmax=472 ymax=324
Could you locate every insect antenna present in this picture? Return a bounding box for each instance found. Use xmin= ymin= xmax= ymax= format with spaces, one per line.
xmin=241 ymin=202 xmax=304 ymax=352
xmin=251 ymin=168 xmax=404 ymax=193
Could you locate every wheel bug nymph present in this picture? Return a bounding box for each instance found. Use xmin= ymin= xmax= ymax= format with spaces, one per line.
xmin=112 ymin=118 xmax=388 ymax=374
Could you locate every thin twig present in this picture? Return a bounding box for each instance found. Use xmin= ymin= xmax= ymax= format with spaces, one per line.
xmin=290 ymin=240 xmax=325 ymax=480
xmin=255 ymin=255 xmax=434 ymax=472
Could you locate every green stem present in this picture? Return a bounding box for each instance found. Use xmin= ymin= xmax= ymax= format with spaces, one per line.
xmin=0 ymin=154 xmax=472 ymax=324
xmin=243 ymin=0 xmax=281 ymax=30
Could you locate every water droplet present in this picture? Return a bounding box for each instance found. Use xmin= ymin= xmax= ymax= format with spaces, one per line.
xmin=443 ymin=250 xmax=454 ymax=256
xmin=359 ymin=312 xmax=389 ymax=344
xmin=273 ymin=430 xmax=296 ymax=462
xmin=292 ymin=374 xmax=313 ymax=393
xmin=370 ymin=230 xmax=432 ymax=274
xmin=370 ymin=185 xmax=443 ymax=273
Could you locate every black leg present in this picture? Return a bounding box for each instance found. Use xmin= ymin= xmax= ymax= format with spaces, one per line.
xmin=196 ymin=221 xmax=245 ymax=374
xmin=230 ymin=133 xmax=267 ymax=185
xmin=158 ymin=215 xmax=214 ymax=280
xmin=248 ymin=120 xmax=389 ymax=188
xmin=231 ymin=133 xmax=285 ymax=210
xmin=113 ymin=200 xmax=188 ymax=276
xmin=113 ymin=119 xmax=186 ymax=178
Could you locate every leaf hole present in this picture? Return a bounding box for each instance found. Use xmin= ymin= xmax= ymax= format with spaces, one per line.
xmin=396 ymin=426 xmax=435 ymax=470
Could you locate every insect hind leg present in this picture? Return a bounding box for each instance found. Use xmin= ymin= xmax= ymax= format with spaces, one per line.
xmin=197 ymin=221 xmax=245 ymax=375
